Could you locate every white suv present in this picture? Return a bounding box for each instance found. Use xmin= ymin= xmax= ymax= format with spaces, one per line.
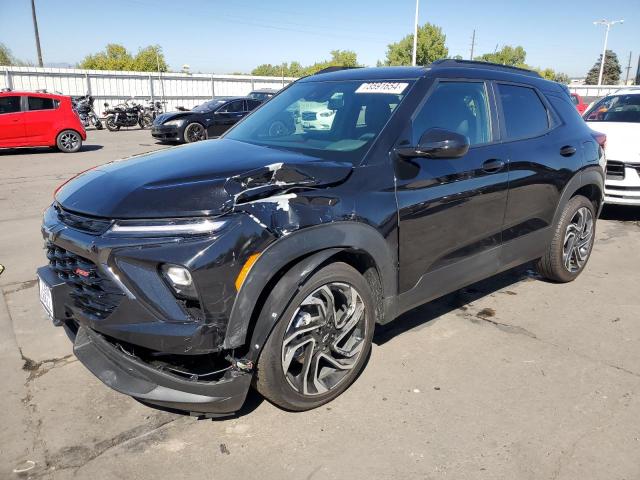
xmin=584 ymin=88 xmax=640 ymax=205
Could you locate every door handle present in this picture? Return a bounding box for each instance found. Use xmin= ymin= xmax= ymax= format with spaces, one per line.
xmin=481 ymin=159 xmax=505 ymax=173
xmin=560 ymin=145 xmax=577 ymax=157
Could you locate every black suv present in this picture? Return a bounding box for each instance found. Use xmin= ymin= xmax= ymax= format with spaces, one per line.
xmin=38 ymin=60 xmax=604 ymax=416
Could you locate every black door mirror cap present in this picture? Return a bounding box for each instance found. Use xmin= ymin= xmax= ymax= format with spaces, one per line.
xmin=396 ymin=128 xmax=470 ymax=159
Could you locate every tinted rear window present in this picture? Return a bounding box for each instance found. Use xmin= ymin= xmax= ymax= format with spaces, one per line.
xmin=0 ymin=96 xmax=21 ymax=114
xmin=498 ymin=84 xmax=549 ymax=139
xmin=28 ymin=97 xmax=57 ymax=110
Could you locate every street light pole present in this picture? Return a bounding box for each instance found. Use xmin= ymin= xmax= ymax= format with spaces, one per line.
xmin=30 ymin=0 xmax=43 ymax=67
xmin=412 ymin=0 xmax=419 ymax=66
xmin=593 ymin=19 xmax=624 ymax=85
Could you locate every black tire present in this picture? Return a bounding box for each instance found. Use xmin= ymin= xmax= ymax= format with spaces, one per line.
xmin=105 ymin=116 xmax=120 ymax=131
xmin=536 ymin=195 xmax=596 ymax=282
xmin=93 ymin=116 xmax=104 ymax=130
xmin=255 ymin=262 xmax=375 ymax=411
xmin=55 ymin=130 xmax=82 ymax=153
xmin=183 ymin=122 xmax=207 ymax=143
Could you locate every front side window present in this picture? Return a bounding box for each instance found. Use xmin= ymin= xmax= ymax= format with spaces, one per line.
xmin=192 ymin=99 xmax=226 ymax=113
xmin=225 ymin=79 xmax=413 ymax=162
xmin=412 ymin=81 xmax=492 ymax=146
xmin=497 ymin=84 xmax=549 ymax=139
xmin=28 ymin=96 xmax=56 ymax=111
xmin=220 ymin=100 xmax=245 ymax=113
xmin=584 ymin=94 xmax=640 ymax=123
xmin=0 ymin=96 xmax=21 ymax=114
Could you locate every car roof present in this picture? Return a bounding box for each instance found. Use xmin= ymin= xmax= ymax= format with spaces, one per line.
xmin=0 ymin=90 xmax=67 ymax=99
xmin=300 ymin=60 xmax=564 ymax=95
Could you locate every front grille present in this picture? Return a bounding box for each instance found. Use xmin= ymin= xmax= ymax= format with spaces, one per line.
xmin=606 ymin=161 xmax=626 ymax=181
xmin=55 ymin=205 xmax=112 ymax=235
xmin=46 ymin=243 xmax=124 ymax=319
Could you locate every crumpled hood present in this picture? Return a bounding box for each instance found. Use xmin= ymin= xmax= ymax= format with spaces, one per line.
xmin=153 ymin=111 xmax=192 ymax=125
xmin=55 ymin=139 xmax=352 ymax=219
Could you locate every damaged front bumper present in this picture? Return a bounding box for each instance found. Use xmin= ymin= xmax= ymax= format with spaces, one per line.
xmin=70 ymin=324 xmax=252 ymax=416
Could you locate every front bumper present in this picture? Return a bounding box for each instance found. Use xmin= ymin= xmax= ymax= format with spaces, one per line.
xmin=604 ymin=162 xmax=640 ymax=206
xmin=151 ymin=124 xmax=181 ymax=141
xmin=72 ymin=324 xmax=252 ymax=415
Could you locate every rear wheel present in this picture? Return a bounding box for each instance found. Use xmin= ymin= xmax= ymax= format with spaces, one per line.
xmin=56 ymin=130 xmax=82 ymax=153
xmin=183 ymin=122 xmax=207 ymax=143
xmin=256 ymin=262 xmax=375 ymax=411
xmin=139 ymin=114 xmax=153 ymax=129
xmin=536 ymin=195 xmax=596 ymax=282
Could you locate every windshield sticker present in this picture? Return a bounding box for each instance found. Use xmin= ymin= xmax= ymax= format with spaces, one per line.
xmin=355 ymin=82 xmax=408 ymax=94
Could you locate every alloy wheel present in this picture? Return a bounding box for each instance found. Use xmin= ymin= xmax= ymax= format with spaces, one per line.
xmin=281 ymin=282 xmax=367 ymax=396
xmin=185 ymin=124 xmax=205 ymax=142
xmin=59 ymin=132 xmax=79 ymax=151
xmin=562 ymin=206 xmax=594 ymax=273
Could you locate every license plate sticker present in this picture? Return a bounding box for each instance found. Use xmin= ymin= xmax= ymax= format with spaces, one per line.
xmin=38 ymin=276 xmax=53 ymax=318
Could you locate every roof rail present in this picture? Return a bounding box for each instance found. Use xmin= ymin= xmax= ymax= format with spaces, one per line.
xmin=431 ymin=59 xmax=541 ymax=78
xmin=312 ymin=66 xmax=362 ymax=75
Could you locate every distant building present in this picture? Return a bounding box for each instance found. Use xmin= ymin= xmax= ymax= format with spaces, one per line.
xmin=569 ymin=77 xmax=586 ymax=85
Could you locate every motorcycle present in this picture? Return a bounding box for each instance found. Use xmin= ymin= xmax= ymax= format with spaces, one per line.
xmin=72 ymin=94 xmax=103 ymax=130
xmin=143 ymin=99 xmax=166 ymax=120
xmin=103 ymin=98 xmax=153 ymax=131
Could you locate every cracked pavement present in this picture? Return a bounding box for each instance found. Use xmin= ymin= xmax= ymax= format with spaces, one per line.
xmin=1 ymin=129 xmax=639 ymax=479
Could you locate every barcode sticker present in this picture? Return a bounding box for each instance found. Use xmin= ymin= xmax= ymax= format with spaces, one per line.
xmin=355 ymin=82 xmax=409 ymax=94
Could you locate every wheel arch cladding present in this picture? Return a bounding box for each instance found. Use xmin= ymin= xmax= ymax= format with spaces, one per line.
xmin=222 ymin=222 xmax=396 ymax=351
xmin=552 ymin=169 xmax=604 ymax=227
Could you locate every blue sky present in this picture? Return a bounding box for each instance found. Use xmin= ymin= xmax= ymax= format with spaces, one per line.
xmin=1 ymin=0 xmax=639 ymax=77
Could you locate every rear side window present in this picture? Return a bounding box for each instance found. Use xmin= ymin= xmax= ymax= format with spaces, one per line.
xmin=412 ymin=81 xmax=492 ymax=146
xmin=28 ymin=97 xmax=57 ymax=111
xmin=497 ymin=84 xmax=549 ymax=139
xmin=0 ymin=96 xmax=21 ymax=114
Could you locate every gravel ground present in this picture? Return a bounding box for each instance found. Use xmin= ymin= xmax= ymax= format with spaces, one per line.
xmin=1 ymin=129 xmax=639 ymax=479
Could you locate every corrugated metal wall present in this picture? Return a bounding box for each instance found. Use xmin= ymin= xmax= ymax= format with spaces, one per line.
xmin=0 ymin=66 xmax=295 ymax=115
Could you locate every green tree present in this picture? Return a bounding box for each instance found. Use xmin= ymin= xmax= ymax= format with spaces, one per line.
xmin=384 ymin=23 xmax=448 ymax=66
xmin=133 ymin=45 xmax=167 ymax=72
xmin=78 ymin=44 xmax=168 ymax=72
xmin=585 ymin=50 xmax=621 ymax=85
xmin=0 ymin=43 xmax=26 ymax=66
xmin=251 ymin=50 xmax=361 ymax=77
xmin=475 ymin=45 xmax=527 ymax=67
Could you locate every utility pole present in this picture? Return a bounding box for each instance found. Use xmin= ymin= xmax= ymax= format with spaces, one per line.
xmin=593 ymin=19 xmax=624 ymax=85
xmin=625 ymin=51 xmax=632 ymax=85
xmin=470 ymin=29 xmax=476 ymax=60
xmin=30 ymin=0 xmax=43 ymax=67
xmin=155 ymin=47 xmax=165 ymax=108
xmin=412 ymin=0 xmax=419 ymax=66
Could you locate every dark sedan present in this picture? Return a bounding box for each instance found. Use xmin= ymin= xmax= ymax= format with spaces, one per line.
xmin=151 ymin=96 xmax=262 ymax=143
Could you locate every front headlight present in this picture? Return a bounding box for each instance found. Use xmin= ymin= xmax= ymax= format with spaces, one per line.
xmin=164 ymin=119 xmax=186 ymax=127
xmin=108 ymin=218 xmax=226 ymax=237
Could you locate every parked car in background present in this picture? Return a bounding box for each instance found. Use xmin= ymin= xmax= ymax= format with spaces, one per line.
xmin=248 ymin=89 xmax=278 ymax=102
xmin=39 ymin=60 xmax=604 ymax=417
xmin=584 ymin=88 xmax=640 ymax=205
xmin=151 ymin=96 xmax=262 ymax=143
xmin=570 ymin=92 xmax=588 ymax=114
xmin=0 ymin=90 xmax=86 ymax=153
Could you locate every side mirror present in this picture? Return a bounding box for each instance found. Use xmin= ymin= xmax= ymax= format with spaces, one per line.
xmin=396 ymin=128 xmax=470 ymax=159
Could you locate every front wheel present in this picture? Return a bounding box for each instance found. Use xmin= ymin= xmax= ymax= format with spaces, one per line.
xmin=56 ymin=130 xmax=82 ymax=153
xmin=105 ymin=116 xmax=120 ymax=131
xmin=91 ymin=115 xmax=104 ymax=130
xmin=256 ymin=262 xmax=375 ymax=411
xmin=536 ymin=195 xmax=596 ymax=282
xmin=183 ymin=122 xmax=207 ymax=143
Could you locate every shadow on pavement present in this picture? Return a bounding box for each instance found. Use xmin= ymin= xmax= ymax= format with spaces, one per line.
xmin=0 ymin=144 xmax=104 ymax=155
xmin=600 ymin=204 xmax=640 ymax=222
xmin=373 ymin=264 xmax=533 ymax=346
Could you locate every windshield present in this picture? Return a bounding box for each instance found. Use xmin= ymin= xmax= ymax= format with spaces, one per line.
xmin=584 ymin=94 xmax=640 ymax=123
xmin=192 ymin=99 xmax=227 ymax=113
xmin=225 ymin=80 xmax=413 ymax=162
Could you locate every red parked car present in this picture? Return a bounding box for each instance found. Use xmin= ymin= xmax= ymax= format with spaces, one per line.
xmin=0 ymin=90 xmax=86 ymax=153
xmin=570 ymin=92 xmax=588 ymax=115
